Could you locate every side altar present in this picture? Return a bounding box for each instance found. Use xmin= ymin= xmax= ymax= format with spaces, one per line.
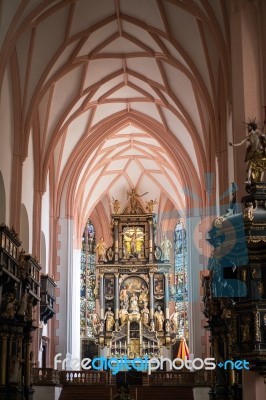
xmin=93 ymin=190 xmax=175 ymax=359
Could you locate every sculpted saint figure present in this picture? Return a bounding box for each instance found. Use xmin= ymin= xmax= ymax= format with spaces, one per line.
xmin=95 ymin=237 xmax=107 ymax=262
xmin=154 ymin=306 xmax=165 ymax=331
xmin=170 ymin=305 xmax=180 ymax=333
xmin=104 ymin=307 xmax=115 ymax=331
xmin=141 ymin=302 xmax=150 ymax=325
xmin=119 ymin=304 xmax=129 ymax=325
xmin=161 ymin=235 xmax=172 ymax=261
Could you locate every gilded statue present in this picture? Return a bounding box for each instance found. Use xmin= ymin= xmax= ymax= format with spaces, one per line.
xmin=129 ymin=293 xmax=139 ymax=313
xmin=244 ymin=202 xmax=254 ymax=221
xmin=154 ymin=306 xmax=164 ymax=331
xmin=138 ymin=285 xmax=149 ymax=305
xmin=112 ymin=198 xmax=120 ymax=214
xmin=127 ymin=188 xmax=148 ymax=214
xmin=141 ymin=301 xmax=150 ymax=325
xmin=169 ymin=305 xmax=180 ymax=333
xmin=104 ymin=307 xmax=115 ymax=331
xmin=145 ymin=199 xmax=157 ymax=213
xmin=119 ymin=305 xmax=129 ymax=325
xmin=241 ymin=316 xmax=251 ymax=343
xmin=229 ymin=121 xmax=266 ymax=183
xmin=90 ymin=309 xmax=100 ymax=334
xmin=95 ymin=237 xmax=107 ymax=262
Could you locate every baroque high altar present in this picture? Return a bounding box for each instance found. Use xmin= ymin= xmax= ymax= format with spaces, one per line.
xmin=82 ymin=189 xmax=180 ymax=360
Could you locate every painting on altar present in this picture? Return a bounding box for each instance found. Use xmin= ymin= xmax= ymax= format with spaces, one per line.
xmin=154 ymin=274 xmax=164 ymax=296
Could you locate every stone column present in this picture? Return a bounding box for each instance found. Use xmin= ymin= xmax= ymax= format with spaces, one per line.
xmin=114 ymin=273 xmax=119 ymax=329
xmin=148 ymin=218 xmax=153 ymax=262
xmin=100 ymin=274 xmax=105 ymax=321
xmin=149 ymin=273 xmax=154 ymax=321
xmin=114 ymin=219 xmax=119 ymax=262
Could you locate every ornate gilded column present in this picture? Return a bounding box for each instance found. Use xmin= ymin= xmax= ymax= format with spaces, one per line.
xmin=114 ymin=219 xmax=119 ymax=262
xmin=0 ymin=335 xmax=7 ymax=385
xmin=114 ymin=273 xmax=119 ymax=329
xmin=99 ymin=274 xmax=105 ymax=322
xmin=148 ymin=218 xmax=153 ymax=262
xmin=149 ymin=272 xmax=154 ymax=321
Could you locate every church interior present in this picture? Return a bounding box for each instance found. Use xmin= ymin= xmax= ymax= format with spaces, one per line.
xmin=1 ymin=1 xmax=266 ymax=399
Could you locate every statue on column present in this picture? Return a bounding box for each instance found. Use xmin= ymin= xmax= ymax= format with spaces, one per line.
xmin=170 ymin=304 xmax=180 ymax=333
xmin=96 ymin=237 xmax=107 ymax=262
xmin=141 ymin=301 xmax=150 ymax=325
xmin=161 ymin=235 xmax=172 ymax=261
xmin=229 ymin=120 xmax=266 ymax=183
xmin=104 ymin=307 xmax=115 ymax=331
xmin=154 ymin=306 xmax=165 ymax=331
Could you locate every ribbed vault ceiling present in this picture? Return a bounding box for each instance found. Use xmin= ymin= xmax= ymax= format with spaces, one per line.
xmin=0 ymin=0 xmax=231 ymax=238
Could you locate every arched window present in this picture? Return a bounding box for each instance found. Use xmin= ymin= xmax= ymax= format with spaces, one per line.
xmin=80 ymin=219 xmax=97 ymax=338
xmin=174 ymin=220 xmax=188 ymax=339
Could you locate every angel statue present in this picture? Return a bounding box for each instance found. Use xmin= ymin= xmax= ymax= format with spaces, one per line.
xmin=145 ymin=199 xmax=158 ymax=213
xmin=127 ymin=188 xmax=148 ymax=214
xmin=112 ymin=198 xmax=120 ymax=214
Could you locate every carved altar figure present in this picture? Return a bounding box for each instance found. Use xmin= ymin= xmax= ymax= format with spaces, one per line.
xmin=91 ymin=309 xmax=100 ymax=334
xmin=139 ymin=285 xmax=149 ymax=305
xmin=1 ymin=292 xmax=16 ymax=318
xmin=170 ymin=305 xmax=180 ymax=333
xmin=145 ymin=199 xmax=157 ymax=213
xmin=161 ymin=235 xmax=172 ymax=261
xmin=119 ymin=304 xmax=129 ymax=325
xmin=241 ymin=316 xmax=251 ymax=343
xmin=127 ymin=188 xmax=148 ymax=213
xmin=154 ymin=306 xmax=164 ymax=331
xmin=141 ymin=302 xmax=150 ymax=325
xmin=95 ymin=237 xmax=107 ymax=262
xmin=129 ymin=293 xmax=139 ymax=313
xmin=123 ymin=227 xmax=144 ymax=257
xmin=244 ymin=202 xmax=254 ymax=221
xmin=120 ymin=286 xmax=129 ymax=308
xmin=229 ymin=121 xmax=266 ymax=183
xmin=112 ymin=199 xmax=120 ymax=214
xmin=104 ymin=307 xmax=115 ymax=331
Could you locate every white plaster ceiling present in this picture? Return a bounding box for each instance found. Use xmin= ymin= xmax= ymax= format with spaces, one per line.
xmin=0 ymin=0 xmax=231 ymax=237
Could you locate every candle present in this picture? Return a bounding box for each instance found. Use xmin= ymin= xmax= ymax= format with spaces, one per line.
xmin=153 ymin=341 xmax=154 ymax=351
xmin=114 ymin=341 xmax=116 ymax=352
xmin=120 ymin=341 xmax=121 ymax=350
xmin=143 ymin=341 xmax=145 ymax=350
